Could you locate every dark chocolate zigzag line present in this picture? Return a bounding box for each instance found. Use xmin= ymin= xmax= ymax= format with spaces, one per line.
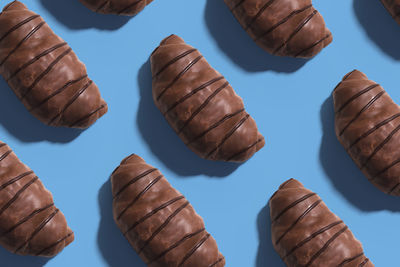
xmin=339 ymin=90 xmax=385 ymax=136
xmin=255 ymin=5 xmax=312 ymax=41
xmin=337 ymin=253 xmax=364 ymax=267
xmin=230 ymin=0 xmax=246 ymax=12
xmin=227 ymin=137 xmax=264 ymax=161
xmin=0 ymin=171 xmax=34 ymax=191
xmin=274 ymin=9 xmax=318 ymax=54
xmin=178 ymin=233 xmax=211 ymax=267
xmin=283 ymin=220 xmax=343 ymax=260
xmin=178 ymin=81 xmax=230 ymax=134
xmin=372 ymin=158 xmax=400 ymax=181
xmin=14 ymin=208 xmax=60 ymax=254
xmin=304 ymin=226 xmax=349 ymax=267
xmin=138 ymin=201 xmax=190 ymax=254
xmin=7 ymin=42 xmax=68 ymax=83
xmin=114 ymin=168 xmax=157 ymax=198
xmin=0 ymin=150 xmax=12 ymax=162
xmin=272 ymin=193 xmax=317 ymax=223
xmin=20 ymin=47 xmax=73 ymax=100
xmin=153 ymin=48 xmax=197 ymax=79
xmin=164 ymin=76 xmax=225 ymax=116
xmin=117 ymin=175 xmax=164 ymax=220
xmin=245 ymin=0 xmax=277 ymax=31
xmin=0 ymin=21 xmax=46 ymax=66
xmin=69 ymin=103 xmax=107 ymax=127
xmin=1 ymin=203 xmax=54 ymax=237
xmin=0 ymin=176 xmax=38 ymax=218
xmin=0 ymin=15 xmax=40 ymax=43
xmin=359 ymin=258 xmax=370 ymax=267
xmin=123 ymin=196 xmax=185 ymax=235
xmin=294 ymin=33 xmax=332 ymax=57
xmin=335 ymin=84 xmax=379 ymax=114
xmin=209 ymin=257 xmax=225 ymax=267
xmin=117 ymin=0 xmax=145 ymax=14
xmin=388 ymin=183 xmax=400 ymax=195
xmin=35 ymin=231 xmax=74 ymax=256
xmin=205 ymin=114 xmax=250 ymax=159
xmin=347 ymin=112 xmax=400 ymax=150
xmin=156 ymin=55 xmax=203 ymax=101
xmin=96 ymin=0 xmax=109 ymax=12
xmin=333 ymin=70 xmax=357 ymax=92
xmin=275 ymin=199 xmax=322 ymax=245
xmin=149 ymin=228 xmax=206 ymax=264
xmin=186 ymin=108 xmax=244 ymax=145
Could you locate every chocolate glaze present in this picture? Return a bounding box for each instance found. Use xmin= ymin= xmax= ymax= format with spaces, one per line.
xmin=381 ymin=0 xmax=400 ymax=24
xmin=270 ymin=179 xmax=374 ymax=267
xmin=224 ymin=0 xmax=332 ymax=58
xmin=111 ymin=154 xmax=225 ymax=267
xmin=79 ymin=0 xmax=154 ymax=16
xmin=151 ymin=35 xmax=265 ymax=162
xmin=0 ymin=140 xmax=73 ymax=257
xmin=0 ymin=1 xmax=107 ymax=129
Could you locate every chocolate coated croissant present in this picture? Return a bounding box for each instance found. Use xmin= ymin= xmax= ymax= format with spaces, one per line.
xmin=111 ymin=154 xmax=225 ymax=267
xmin=381 ymin=0 xmax=400 ymax=24
xmin=0 ymin=1 xmax=107 ymax=129
xmin=79 ymin=0 xmax=153 ymax=16
xmin=0 ymin=140 xmax=73 ymax=257
xmin=224 ymin=0 xmax=332 ymax=58
xmin=151 ymin=35 xmax=265 ymax=162
xmin=270 ymin=179 xmax=373 ymax=267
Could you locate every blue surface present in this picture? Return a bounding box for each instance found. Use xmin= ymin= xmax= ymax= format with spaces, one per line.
xmin=0 ymin=0 xmax=399 ymax=266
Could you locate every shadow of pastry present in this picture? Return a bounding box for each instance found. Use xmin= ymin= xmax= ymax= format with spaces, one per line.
xmin=0 ymin=247 xmax=50 ymax=267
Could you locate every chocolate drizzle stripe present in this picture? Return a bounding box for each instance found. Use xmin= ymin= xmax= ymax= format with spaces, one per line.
xmin=0 ymin=15 xmax=40 ymax=43
xmin=187 ymin=108 xmax=244 ymax=145
xmin=69 ymin=103 xmax=106 ymax=127
xmin=0 ymin=150 xmax=12 ymax=162
xmin=388 ymin=183 xmax=400 ymax=194
xmin=123 ymin=196 xmax=185 ymax=235
xmin=111 ymin=154 xmax=136 ymax=176
xmin=347 ymin=113 xmax=400 ymax=150
xmin=153 ymin=48 xmax=197 ymax=79
xmin=275 ymin=199 xmax=322 ymax=245
xmin=304 ymin=226 xmax=349 ymax=267
xmin=0 ymin=176 xmax=38 ymax=218
xmin=7 ymin=42 xmax=68 ymax=83
xmin=209 ymin=257 xmax=225 ymax=267
xmin=206 ymin=114 xmax=250 ymax=159
xmin=359 ymin=258 xmax=369 ymax=267
xmin=0 ymin=171 xmax=34 ymax=191
xmin=255 ymin=5 xmax=312 ymax=41
xmin=117 ymin=0 xmax=144 ymax=14
xmin=270 ymin=179 xmax=295 ymax=201
xmin=294 ymin=33 xmax=332 ymax=57
xmin=114 ymin=168 xmax=157 ymax=198
xmin=117 ymin=175 xmax=164 ymax=220
xmin=0 ymin=143 xmax=6 ymax=148
xmin=274 ymin=9 xmax=318 ymax=54
xmin=164 ymin=76 xmax=225 ymax=116
xmin=1 ymin=1 xmax=17 ymax=14
xmin=0 ymin=21 xmax=46 ymax=66
xmin=245 ymin=0 xmax=277 ymax=30
xmin=156 ymin=55 xmax=203 ymax=101
xmin=96 ymin=0 xmax=109 ymax=12
xmin=337 ymin=253 xmax=364 ymax=267
xmin=14 ymin=208 xmax=60 ymax=253
xmin=334 ymin=70 xmax=357 ymax=92
xmin=138 ymin=201 xmax=190 ymax=254
xmin=35 ymin=231 xmax=74 ymax=256
xmin=1 ymin=203 xmax=54 ymax=237
xmin=335 ymin=84 xmax=379 ymax=114
xmin=339 ymin=91 xmax=386 ymax=136
xmin=151 ymin=35 xmax=175 ymax=56
xmin=20 ymin=47 xmax=73 ymax=100
xmin=372 ymin=158 xmax=400 ymax=181
xmin=227 ymin=137 xmax=264 ymax=161
xmin=283 ymin=220 xmax=343 ymax=260
xmin=178 ymin=233 xmax=211 ymax=266
xmin=149 ymin=228 xmax=206 ymax=264
xmin=178 ymin=81 xmax=230 ymax=134
xmin=272 ymin=193 xmax=317 ymax=223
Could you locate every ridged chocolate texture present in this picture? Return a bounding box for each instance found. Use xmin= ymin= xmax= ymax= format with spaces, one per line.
xmin=0 ymin=1 xmax=107 ymax=129
xmin=381 ymin=0 xmax=400 ymax=24
xmin=333 ymin=70 xmax=400 ymax=196
xmin=111 ymin=154 xmax=225 ymax=267
xmin=79 ymin=0 xmax=153 ymax=16
xmin=151 ymin=35 xmax=265 ymax=162
xmin=270 ymin=179 xmax=373 ymax=267
xmin=224 ymin=0 xmax=332 ymax=58
xmin=0 ymin=141 xmax=73 ymax=257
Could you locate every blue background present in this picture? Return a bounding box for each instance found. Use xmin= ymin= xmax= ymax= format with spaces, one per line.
xmin=0 ymin=0 xmax=399 ymax=266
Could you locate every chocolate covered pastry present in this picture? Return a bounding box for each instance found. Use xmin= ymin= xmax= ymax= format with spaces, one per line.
xmin=79 ymin=0 xmax=153 ymax=16
xmin=381 ymin=0 xmax=400 ymax=24
xmin=111 ymin=154 xmax=225 ymax=267
xmin=270 ymin=179 xmax=373 ymax=267
xmin=151 ymin=35 xmax=265 ymax=162
xmin=0 ymin=141 xmax=73 ymax=257
xmin=224 ymin=0 xmax=332 ymax=58
xmin=334 ymin=70 xmax=400 ymax=196
xmin=0 ymin=1 xmax=107 ymax=128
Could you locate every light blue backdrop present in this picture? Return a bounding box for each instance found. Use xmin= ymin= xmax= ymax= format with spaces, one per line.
xmin=0 ymin=0 xmax=399 ymax=266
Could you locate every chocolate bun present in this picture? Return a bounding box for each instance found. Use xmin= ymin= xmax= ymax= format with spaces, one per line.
xmin=79 ymin=0 xmax=153 ymax=16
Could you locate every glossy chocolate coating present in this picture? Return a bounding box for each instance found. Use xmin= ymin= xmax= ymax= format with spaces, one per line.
xmin=0 ymin=1 xmax=107 ymax=129
xmin=381 ymin=0 xmax=400 ymax=24
xmin=224 ymin=0 xmax=332 ymax=58
xmin=79 ymin=0 xmax=153 ymax=16
xmin=0 ymin=140 xmax=73 ymax=257
xmin=270 ymin=179 xmax=373 ymax=267
xmin=111 ymin=154 xmax=225 ymax=267
xmin=151 ymin=35 xmax=265 ymax=162
xmin=334 ymin=70 xmax=400 ymax=196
